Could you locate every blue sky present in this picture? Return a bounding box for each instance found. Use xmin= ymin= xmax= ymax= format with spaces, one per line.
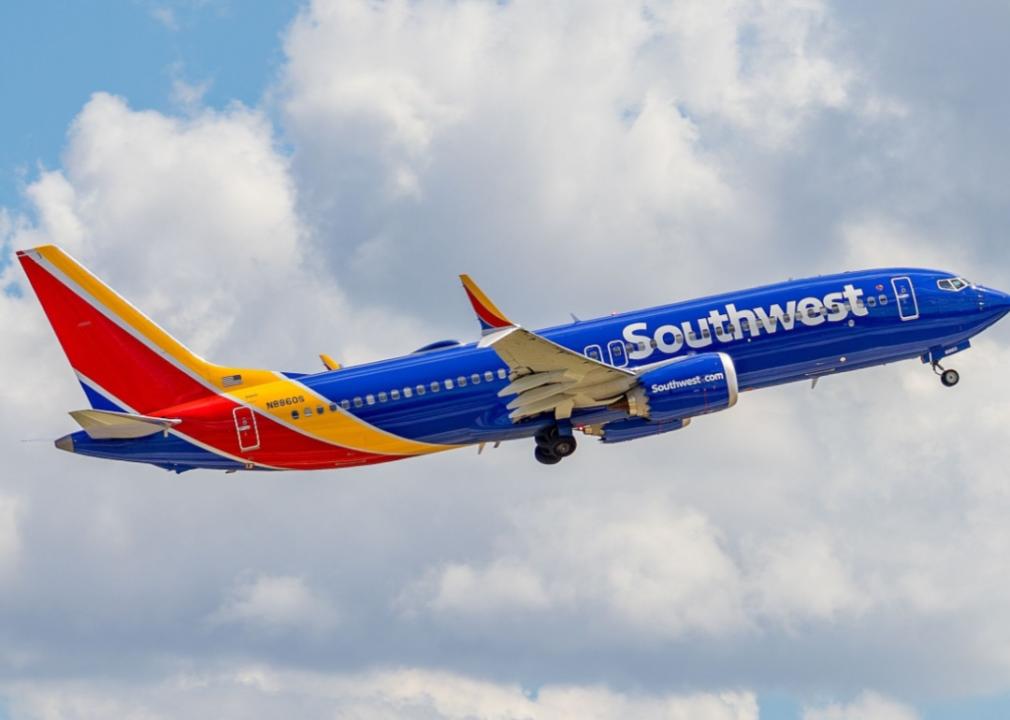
xmin=4 ymin=2 xmax=1010 ymax=719
xmin=0 ymin=1 xmax=298 ymax=213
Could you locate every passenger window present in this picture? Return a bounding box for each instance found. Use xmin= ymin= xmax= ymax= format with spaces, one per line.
xmin=317 ymin=406 xmax=324 ymax=415
xmin=366 ymin=394 xmax=375 ymax=405
xmin=417 ymin=384 xmax=426 ymax=395
xmin=291 ymin=410 xmax=300 ymax=420
xmin=497 ymin=369 xmax=508 ymax=380
xmin=471 ymin=373 xmax=481 ymax=385
xmin=879 ymin=295 xmax=888 ymax=305
xmin=456 ymin=376 xmax=466 ymax=387
xmin=391 ymin=389 xmax=401 ymax=400
xmin=329 ymin=403 xmax=337 ymax=412
xmin=430 ymin=381 xmax=440 ymax=393
xmin=867 ymin=297 xmax=877 ymax=308
xmin=353 ymin=397 xmax=363 ymax=408
xmin=304 ymin=407 xmax=313 ymax=417
xmin=584 ymin=344 xmax=603 ymax=361
xmin=484 ymin=371 xmax=494 ymax=382
xmin=340 ymin=400 xmax=350 ymax=410
xmin=403 ymin=387 xmax=412 ymax=398
xmin=378 ymin=392 xmax=388 ymax=403
xmin=444 ymin=379 xmax=454 ymax=390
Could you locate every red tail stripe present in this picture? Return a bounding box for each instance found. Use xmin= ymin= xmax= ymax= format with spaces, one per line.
xmin=20 ymin=254 xmax=397 ymax=469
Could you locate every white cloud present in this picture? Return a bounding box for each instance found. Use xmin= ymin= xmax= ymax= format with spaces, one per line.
xmin=747 ymin=532 xmax=867 ymax=624
xmin=401 ymin=494 xmax=749 ymax=639
xmin=277 ymin=0 xmax=855 ymax=321
xmin=838 ymin=216 xmax=977 ymax=277
xmin=3 ymin=668 xmax=758 ymax=720
xmin=151 ymin=5 xmax=179 ymax=31
xmin=804 ymin=691 xmax=919 ymax=720
xmin=210 ymin=574 xmax=338 ymax=634
xmin=4 ymin=0 xmax=1010 ymax=714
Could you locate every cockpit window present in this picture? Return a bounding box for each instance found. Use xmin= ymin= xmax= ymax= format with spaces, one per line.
xmin=938 ymin=277 xmax=971 ymax=291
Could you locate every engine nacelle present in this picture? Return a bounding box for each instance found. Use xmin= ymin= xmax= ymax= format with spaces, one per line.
xmin=588 ymin=417 xmax=691 ymax=444
xmin=624 ymin=352 xmax=738 ymax=421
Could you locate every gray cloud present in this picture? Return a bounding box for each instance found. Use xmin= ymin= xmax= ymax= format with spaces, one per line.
xmin=4 ymin=0 xmax=1010 ymax=716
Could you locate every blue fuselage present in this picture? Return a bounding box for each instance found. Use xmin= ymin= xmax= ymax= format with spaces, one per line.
xmin=63 ymin=267 xmax=1010 ymax=470
xmin=300 ymin=268 xmax=1008 ymax=442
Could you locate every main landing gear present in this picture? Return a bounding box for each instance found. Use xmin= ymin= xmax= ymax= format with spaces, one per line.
xmin=932 ymin=361 xmax=960 ymax=388
xmin=534 ymin=424 xmax=578 ymax=465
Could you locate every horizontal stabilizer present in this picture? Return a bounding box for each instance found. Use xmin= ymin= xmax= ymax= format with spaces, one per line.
xmin=69 ymin=409 xmax=182 ymax=440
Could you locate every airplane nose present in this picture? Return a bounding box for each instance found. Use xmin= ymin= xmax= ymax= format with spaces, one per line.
xmin=54 ymin=434 xmax=75 ymax=453
xmin=982 ymin=287 xmax=1010 ymax=312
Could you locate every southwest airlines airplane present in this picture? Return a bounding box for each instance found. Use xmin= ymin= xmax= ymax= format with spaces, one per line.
xmin=17 ymin=245 xmax=1010 ymax=471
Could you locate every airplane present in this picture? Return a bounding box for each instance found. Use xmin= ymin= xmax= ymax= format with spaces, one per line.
xmin=15 ymin=244 xmax=1010 ymax=472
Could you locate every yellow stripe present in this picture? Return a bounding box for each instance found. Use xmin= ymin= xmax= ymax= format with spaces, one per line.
xmin=38 ymin=245 xmax=284 ymax=391
xmin=226 ymin=378 xmax=456 ymax=456
xmin=459 ymin=274 xmax=513 ymax=326
xmin=36 ymin=245 xmax=455 ymax=456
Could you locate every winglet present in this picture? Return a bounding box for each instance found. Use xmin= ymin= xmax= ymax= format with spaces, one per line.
xmin=319 ymin=353 xmax=342 ymax=371
xmin=459 ymin=274 xmax=515 ymax=335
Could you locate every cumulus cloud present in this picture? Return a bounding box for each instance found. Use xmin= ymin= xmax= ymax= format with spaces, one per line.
xmin=3 ymin=668 xmax=757 ymax=720
xmin=210 ymin=574 xmax=338 ymax=634
xmin=402 ymin=495 xmax=748 ymax=639
xmin=747 ymin=531 xmax=867 ymax=625
xmin=803 ymin=691 xmax=919 ymax=720
xmin=276 ymin=0 xmax=856 ymax=323
xmin=4 ymin=0 xmax=1010 ymax=716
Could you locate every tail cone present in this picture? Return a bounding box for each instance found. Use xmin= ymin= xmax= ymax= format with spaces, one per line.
xmin=54 ymin=434 xmax=75 ymax=453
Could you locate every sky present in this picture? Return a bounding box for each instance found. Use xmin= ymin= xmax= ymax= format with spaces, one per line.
xmin=2 ymin=1 xmax=1010 ymax=718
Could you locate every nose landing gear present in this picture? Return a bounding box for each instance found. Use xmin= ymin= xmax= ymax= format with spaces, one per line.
xmin=932 ymin=362 xmax=960 ymax=387
xmin=534 ymin=424 xmax=577 ymax=465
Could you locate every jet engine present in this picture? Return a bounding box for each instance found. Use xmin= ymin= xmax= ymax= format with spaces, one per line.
xmin=622 ymin=352 xmax=738 ymax=421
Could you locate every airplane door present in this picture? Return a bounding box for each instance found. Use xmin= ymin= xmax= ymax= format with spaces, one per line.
xmin=891 ymin=276 xmax=920 ymax=321
xmin=233 ymin=407 xmax=260 ymax=452
xmin=607 ymin=340 xmax=628 ymax=367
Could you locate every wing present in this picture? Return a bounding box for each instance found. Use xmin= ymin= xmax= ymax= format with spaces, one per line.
xmin=460 ymin=276 xmax=637 ymax=421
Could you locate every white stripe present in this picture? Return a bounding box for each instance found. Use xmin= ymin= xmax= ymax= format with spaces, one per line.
xmin=36 ymin=253 xmax=442 ymax=455
xmin=75 ymin=372 xmax=283 ymax=471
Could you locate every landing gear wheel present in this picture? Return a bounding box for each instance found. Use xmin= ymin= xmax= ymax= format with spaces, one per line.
xmin=550 ymin=435 xmax=577 ymax=458
xmin=535 ymin=446 xmax=562 ymax=465
xmin=535 ymin=426 xmax=559 ymax=447
xmin=941 ymin=368 xmax=960 ymax=387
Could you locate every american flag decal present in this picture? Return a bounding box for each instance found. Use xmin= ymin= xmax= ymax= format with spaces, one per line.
xmin=222 ymin=374 xmax=242 ymax=388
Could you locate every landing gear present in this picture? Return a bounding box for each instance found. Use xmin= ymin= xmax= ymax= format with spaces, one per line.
xmin=534 ymin=424 xmax=578 ymax=464
xmin=941 ymin=368 xmax=960 ymax=387
xmin=931 ymin=361 xmax=960 ymax=388
xmin=534 ymin=446 xmax=563 ymax=465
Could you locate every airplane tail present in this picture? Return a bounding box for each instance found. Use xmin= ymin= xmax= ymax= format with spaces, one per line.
xmin=17 ymin=245 xmax=277 ymax=415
